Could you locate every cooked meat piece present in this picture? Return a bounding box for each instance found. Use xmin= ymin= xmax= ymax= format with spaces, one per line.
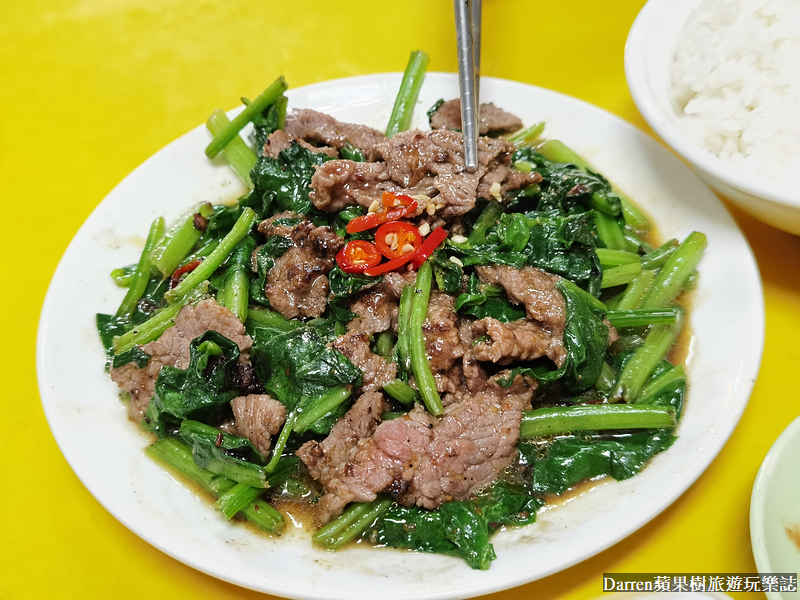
xmin=332 ymin=331 xmax=397 ymax=392
xmin=110 ymin=299 xmax=252 ymax=423
xmin=470 ymin=317 xmax=566 ymax=367
xmin=296 ymin=391 xmax=386 ymax=522
xmin=347 ymin=284 xmax=397 ymax=335
xmin=310 ymin=129 xmax=541 ymax=218
xmin=262 ymin=129 xmax=337 ymax=159
xmin=423 ymin=291 xmax=464 ymax=377
xmin=230 ymin=394 xmax=286 ymax=456
xmin=302 ymin=387 xmax=528 ymax=520
xmin=257 ymin=218 xmax=345 ymax=319
xmin=284 ymin=108 xmax=387 ymax=153
xmin=430 ymin=99 xmax=524 ymax=135
xmin=486 ymin=369 xmax=538 ymax=407
xmin=474 ymin=265 xmax=566 ymax=329
xmin=382 ymin=271 xmax=417 ymax=299
xmin=309 ymin=160 xmax=396 ymax=212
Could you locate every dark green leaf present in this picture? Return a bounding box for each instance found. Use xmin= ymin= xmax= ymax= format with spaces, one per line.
xmin=328 ymin=266 xmax=380 ymax=299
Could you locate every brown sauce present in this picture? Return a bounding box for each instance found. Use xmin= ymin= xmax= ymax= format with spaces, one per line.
xmin=786 ymin=522 xmax=800 ymax=552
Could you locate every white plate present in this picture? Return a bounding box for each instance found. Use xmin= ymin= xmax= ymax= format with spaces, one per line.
xmin=751 ymin=417 xmax=800 ymax=600
xmin=37 ymin=73 xmax=764 ymax=599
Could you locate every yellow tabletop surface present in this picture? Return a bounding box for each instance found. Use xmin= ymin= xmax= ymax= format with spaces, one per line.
xmin=3 ymin=1 xmax=799 ymax=598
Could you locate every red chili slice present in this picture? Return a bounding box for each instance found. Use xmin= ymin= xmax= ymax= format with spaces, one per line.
xmin=335 ymin=240 xmax=382 ymax=274
xmin=364 ymin=227 xmax=449 ymax=277
xmin=346 ymin=193 xmax=419 ymax=234
xmin=374 ymin=222 xmax=422 ymax=260
xmin=170 ymin=259 xmax=203 ymax=289
xmin=381 ymin=191 xmax=416 ymax=209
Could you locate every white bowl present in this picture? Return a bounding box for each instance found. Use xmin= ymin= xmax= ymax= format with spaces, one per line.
xmin=625 ymin=0 xmax=800 ymax=235
xmin=750 ymin=416 xmax=800 ymax=600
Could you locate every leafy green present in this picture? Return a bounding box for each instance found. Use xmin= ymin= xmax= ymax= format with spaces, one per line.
xmin=486 ymin=213 xmax=531 ymax=253
xmin=455 ymin=275 xmax=525 ymax=323
xmin=429 ymin=249 xmax=463 ymax=294
xmin=251 ymin=325 xmax=361 ymax=413
xmin=111 ymin=346 xmax=151 ymax=369
xmin=248 ymin=143 xmax=335 ymax=218
xmin=328 ymin=266 xmax=380 ymax=299
xmin=371 ymin=481 xmax=542 ymax=570
xmin=426 ymin=98 xmax=445 ymax=125
xmin=339 ymin=142 xmax=366 ymax=162
xmin=251 ymin=99 xmax=285 ymax=152
xmin=143 ymin=332 xmax=241 ymax=436
xmin=525 ymin=430 xmax=675 ymax=495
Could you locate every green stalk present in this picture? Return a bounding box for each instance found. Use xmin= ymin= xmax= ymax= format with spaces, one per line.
xmin=203 ymin=456 xmax=267 ymax=489
xmin=165 ymin=207 xmax=257 ymax=303
xmin=558 ymin=277 xmax=607 ymax=312
xmin=409 ymin=262 xmax=444 ymax=417
xmin=214 ymin=482 xmax=262 ymax=520
xmin=601 ymin=262 xmax=641 ymax=288
xmin=589 ymin=192 xmax=622 ymax=216
xmin=639 ymin=232 xmax=707 ymax=309
xmin=538 ymin=139 xmax=589 ymax=168
xmin=312 ymin=497 xmax=393 ymax=550
xmin=605 ymin=308 xmax=683 ymax=328
xmin=150 ymin=205 xmax=212 ymax=277
xmin=294 ymin=386 xmax=353 ymax=434
xmin=382 ymin=379 xmax=420 ymax=405
xmin=637 ymin=364 xmax=686 ymax=405
xmin=615 ymin=269 xmax=656 ymax=310
xmin=595 ymin=248 xmax=641 ymax=268
xmin=506 ymin=121 xmax=545 ymax=146
xmin=381 ymin=412 xmax=406 ymax=421
xmin=375 ymin=331 xmax=394 ymax=361
xmin=264 ymin=415 xmax=294 ymax=474
xmin=206 ymin=109 xmax=258 ymax=188
xmin=594 ymin=212 xmax=627 ymax=251
xmin=385 ymin=51 xmax=429 ymax=137
xmin=468 ymin=200 xmax=504 ymax=245
xmin=115 ymin=217 xmax=165 ymax=319
xmin=621 ymin=196 xmax=651 ymax=232
xmin=612 ymin=322 xmax=682 ymax=402
xmin=205 ymin=76 xmax=288 ymax=158
xmin=622 ymin=229 xmax=649 ymax=253
xmin=641 ymin=238 xmax=679 ymax=270
xmin=180 ymin=236 xmax=220 ymax=267
xmin=110 ymin=264 xmax=137 ymax=287
xmin=396 ymin=285 xmax=414 ymax=372
xmin=596 ymin=361 xmax=616 ymax=393
xmin=146 ymin=438 xmax=284 ymax=534
xmin=245 ymin=306 xmax=302 ymax=332
xmin=217 ymin=264 xmax=249 ymax=322
xmin=519 ymin=404 xmax=676 ymax=438
xmin=275 ymin=93 xmax=288 ymax=130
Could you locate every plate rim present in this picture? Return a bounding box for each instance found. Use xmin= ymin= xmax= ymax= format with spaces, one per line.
xmin=36 ymin=71 xmax=765 ymax=599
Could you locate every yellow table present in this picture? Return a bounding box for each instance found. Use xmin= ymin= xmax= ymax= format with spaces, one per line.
xmin=2 ymin=1 xmax=798 ymax=598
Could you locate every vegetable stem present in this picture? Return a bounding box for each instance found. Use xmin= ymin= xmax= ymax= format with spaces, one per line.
xmin=115 ymin=217 xmax=164 ymax=319
xmin=375 ymin=331 xmax=394 ymax=361
xmin=312 ymin=497 xmax=393 ymax=550
xmin=385 ymin=51 xmax=429 ymax=138
xmin=245 ymin=306 xmax=302 ymax=332
xmin=505 ymin=121 xmax=545 ymax=146
xmin=382 ymin=379 xmax=420 ymax=405
xmin=294 ymin=386 xmax=353 ymax=434
xmin=601 ymin=262 xmax=641 ymax=289
xmin=214 ymin=482 xmax=262 ymax=520
xmin=640 ymin=232 xmax=706 ymax=309
xmin=612 ymin=322 xmax=682 ymax=402
xmin=166 ymin=207 xmax=257 ymax=303
xmin=206 ymin=109 xmax=258 ymax=188
xmin=615 ymin=269 xmax=656 ymax=311
xmin=595 ymin=248 xmax=640 ymax=268
xmin=409 ymin=262 xmax=444 ymax=416
xmin=637 ymin=364 xmax=686 ymax=405
xmin=205 ymin=76 xmax=288 ymax=158
xmin=396 ymin=285 xmax=414 ymax=372
xmin=468 ymin=200 xmax=504 ymax=246
xmin=605 ymin=308 xmax=683 ymax=328
xmin=594 ymin=212 xmax=627 ymax=251
xmin=640 ymin=239 xmax=679 ymax=270
xmin=520 ymin=404 xmax=676 ymax=437
xmin=150 ymin=205 xmax=212 ymax=277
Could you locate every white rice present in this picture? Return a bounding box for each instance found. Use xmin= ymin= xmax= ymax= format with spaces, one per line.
xmin=671 ymin=0 xmax=800 ymax=187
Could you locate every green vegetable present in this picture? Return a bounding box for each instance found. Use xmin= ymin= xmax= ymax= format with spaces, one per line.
xmin=245 ymin=306 xmax=302 ymax=334
xmin=214 ymin=482 xmax=262 ymax=520
xmin=150 ymin=204 xmax=213 ymax=278
xmin=520 ymin=404 xmax=676 ymax=438
xmin=146 ymin=438 xmax=284 ymax=534
xmin=639 ymin=232 xmax=707 ymax=309
xmin=313 ymin=497 xmax=393 ymax=550
xmin=115 ymin=218 xmax=164 ymax=319
xmin=615 ymin=269 xmax=656 ymax=310
xmin=340 ymin=142 xmax=366 ymax=162
xmin=385 ymin=51 xmax=429 ymax=137
xmin=601 ymin=262 xmax=642 ymax=288
xmin=506 ymin=121 xmax=545 ymax=146
xmin=215 ymin=235 xmax=255 ymax=321
xmin=612 ymin=322 xmax=682 ymax=402
xmin=641 ymin=238 xmax=679 ymax=270
xmin=456 ymin=275 xmax=525 ymax=323
xmin=205 ymin=76 xmax=288 ymax=158
xmin=605 ymin=308 xmax=683 ymax=328
xmin=110 ymin=264 xmax=136 ymax=287
xmin=382 ymin=379 xmax=420 ymax=405
xmin=206 ymin=109 xmax=258 ymax=188
xmin=408 ymin=261 xmax=444 ymax=416
xmin=395 ymin=284 xmax=414 ymax=373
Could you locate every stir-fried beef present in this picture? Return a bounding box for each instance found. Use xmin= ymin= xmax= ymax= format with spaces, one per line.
xmin=310 ymin=129 xmax=541 ymax=218
xmin=347 ymin=284 xmax=397 ymax=335
xmin=300 ymin=387 xmax=528 ymax=522
xmin=284 ymin=108 xmax=387 ymax=154
xmin=262 ymin=129 xmax=338 ymax=159
xmin=474 ymin=265 xmax=566 ymax=329
xmin=382 ymin=271 xmax=417 ymax=299
xmin=331 ymin=331 xmax=396 ymax=393
xmin=296 ymin=391 xmax=386 ymax=523
xmin=430 ymin=99 xmax=524 ymax=135
xmin=230 ymin=394 xmax=286 ymax=456
xmin=110 ymin=299 xmax=252 ymax=422
xmin=423 ymin=292 xmax=465 ymax=390
xmin=257 ymin=217 xmax=344 ymax=319
xmin=470 ymin=316 xmax=566 ymax=367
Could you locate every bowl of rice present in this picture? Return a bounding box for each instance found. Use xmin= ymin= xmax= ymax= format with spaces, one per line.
xmin=625 ymin=0 xmax=800 ymax=235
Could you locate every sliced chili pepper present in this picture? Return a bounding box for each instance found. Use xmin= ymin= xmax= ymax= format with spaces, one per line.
xmin=364 ymin=227 xmax=449 ymax=277
xmin=374 ymin=221 xmax=422 ymax=260
xmin=170 ymin=259 xmax=202 ymax=289
xmin=410 ymin=226 xmax=448 ymax=269
xmin=346 ymin=193 xmax=418 ymax=234
xmin=382 ymin=191 xmax=415 ymax=209
xmin=335 ymin=240 xmax=382 ymax=274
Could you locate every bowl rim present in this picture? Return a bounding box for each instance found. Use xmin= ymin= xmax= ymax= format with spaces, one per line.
xmin=624 ymin=0 xmax=800 ymax=209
